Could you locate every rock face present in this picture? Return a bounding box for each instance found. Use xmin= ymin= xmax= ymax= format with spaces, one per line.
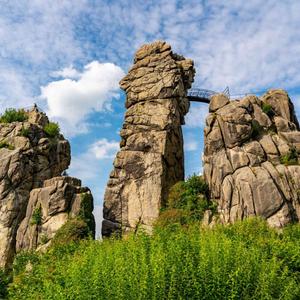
xmin=102 ymin=41 xmax=195 ymax=236
xmin=203 ymin=89 xmax=300 ymax=227
xmin=0 ymin=107 xmax=94 ymax=268
xmin=16 ymin=177 xmax=94 ymax=252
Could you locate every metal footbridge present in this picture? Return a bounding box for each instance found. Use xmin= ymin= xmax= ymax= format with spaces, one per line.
xmin=187 ymin=87 xmax=230 ymax=103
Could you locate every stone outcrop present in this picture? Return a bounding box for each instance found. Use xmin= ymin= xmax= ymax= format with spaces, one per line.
xmin=16 ymin=177 xmax=94 ymax=252
xmin=102 ymin=41 xmax=195 ymax=236
xmin=0 ymin=107 xmax=94 ymax=268
xmin=203 ymin=89 xmax=300 ymax=227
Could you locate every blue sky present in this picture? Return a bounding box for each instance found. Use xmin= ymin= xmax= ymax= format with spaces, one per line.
xmin=1 ymin=0 xmax=300 ymax=235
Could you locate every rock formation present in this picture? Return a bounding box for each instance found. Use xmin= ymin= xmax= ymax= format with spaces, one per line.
xmin=102 ymin=41 xmax=195 ymax=236
xmin=203 ymin=89 xmax=300 ymax=227
xmin=0 ymin=107 xmax=94 ymax=268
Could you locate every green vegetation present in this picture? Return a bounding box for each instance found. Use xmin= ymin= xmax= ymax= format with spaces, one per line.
xmin=280 ymin=147 xmax=299 ymax=165
xmin=51 ymin=218 xmax=91 ymax=247
xmin=30 ymin=207 xmax=42 ymax=226
xmin=0 ymin=141 xmax=15 ymax=150
xmin=251 ymin=120 xmax=263 ymax=138
xmin=157 ymin=175 xmax=215 ymax=226
xmin=262 ymin=102 xmax=275 ymax=117
xmin=0 ymin=269 xmax=11 ymax=299
xmin=19 ymin=126 xmax=30 ymax=138
xmin=51 ymin=193 xmax=95 ymax=247
xmin=7 ymin=219 xmax=300 ymax=299
xmin=4 ymin=177 xmax=300 ymax=299
xmin=0 ymin=141 xmax=14 ymax=150
xmin=43 ymin=122 xmax=60 ymax=138
xmin=0 ymin=108 xmax=28 ymax=123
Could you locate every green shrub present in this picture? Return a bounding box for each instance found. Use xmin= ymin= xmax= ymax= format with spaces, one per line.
xmin=165 ymin=175 xmax=214 ymax=221
xmin=0 ymin=268 xmax=12 ymax=298
xmin=8 ymin=219 xmax=300 ymax=300
xmin=0 ymin=140 xmax=14 ymax=150
xmin=0 ymin=108 xmax=28 ymax=123
xmin=19 ymin=126 xmax=30 ymax=138
xmin=30 ymin=207 xmax=42 ymax=226
xmin=280 ymin=147 xmax=298 ymax=165
xmin=51 ymin=218 xmax=91 ymax=247
xmin=155 ymin=208 xmax=194 ymax=227
xmin=79 ymin=193 xmax=96 ymax=236
xmin=262 ymin=103 xmax=275 ymax=117
xmin=43 ymin=122 xmax=60 ymax=138
xmin=251 ymin=120 xmax=263 ymax=138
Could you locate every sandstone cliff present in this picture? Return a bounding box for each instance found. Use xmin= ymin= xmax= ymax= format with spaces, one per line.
xmin=0 ymin=107 xmax=94 ymax=268
xmin=102 ymin=41 xmax=195 ymax=236
xmin=203 ymin=90 xmax=300 ymax=226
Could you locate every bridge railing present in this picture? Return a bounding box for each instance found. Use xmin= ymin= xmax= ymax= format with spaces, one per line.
xmin=187 ymin=86 xmax=230 ymax=102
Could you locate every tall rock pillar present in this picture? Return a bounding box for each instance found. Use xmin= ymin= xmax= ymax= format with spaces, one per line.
xmin=102 ymin=41 xmax=195 ymax=236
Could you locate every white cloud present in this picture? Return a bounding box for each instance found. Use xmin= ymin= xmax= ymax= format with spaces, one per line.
xmin=90 ymin=139 xmax=119 ymax=159
xmin=69 ymin=138 xmax=119 ymax=181
xmin=185 ymin=104 xmax=209 ymax=128
xmin=51 ymin=65 xmax=80 ymax=79
xmin=40 ymin=61 xmax=125 ymax=135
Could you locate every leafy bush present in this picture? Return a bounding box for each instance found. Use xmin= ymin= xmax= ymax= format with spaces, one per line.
xmin=19 ymin=126 xmax=30 ymax=138
xmin=155 ymin=208 xmax=193 ymax=227
xmin=0 ymin=140 xmax=14 ymax=150
xmin=0 ymin=108 xmax=28 ymax=123
xmin=43 ymin=122 xmax=60 ymax=138
xmin=0 ymin=269 xmax=11 ymax=298
xmin=8 ymin=219 xmax=300 ymax=299
xmin=79 ymin=193 xmax=96 ymax=236
xmin=280 ymin=147 xmax=298 ymax=165
xmin=164 ymin=175 xmax=214 ymax=220
xmin=262 ymin=102 xmax=275 ymax=117
xmin=30 ymin=207 xmax=42 ymax=226
xmin=251 ymin=120 xmax=263 ymax=138
xmin=51 ymin=218 xmax=91 ymax=247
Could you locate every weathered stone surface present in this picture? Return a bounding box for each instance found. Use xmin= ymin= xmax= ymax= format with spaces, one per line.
xmin=0 ymin=107 xmax=94 ymax=268
xmin=209 ymin=94 xmax=230 ymax=112
xmin=204 ymin=89 xmax=300 ymax=227
xmin=102 ymin=41 xmax=195 ymax=236
xmin=16 ymin=177 xmax=94 ymax=252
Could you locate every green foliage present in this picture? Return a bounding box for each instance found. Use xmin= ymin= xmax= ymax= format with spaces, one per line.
xmin=0 ymin=108 xmax=28 ymax=123
xmin=251 ymin=120 xmax=263 ymax=138
xmin=19 ymin=126 xmax=30 ymax=138
xmin=280 ymin=147 xmax=299 ymax=165
xmin=164 ymin=175 xmax=214 ymax=223
xmin=30 ymin=207 xmax=42 ymax=226
xmin=40 ymin=234 xmax=49 ymax=245
xmin=43 ymin=122 xmax=60 ymax=138
xmin=155 ymin=208 xmax=193 ymax=227
xmin=0 ymin=269 xmax=12 ymax=298
xmin=262 ymin=102 xmax=275 ymax=117
xmin=51 ymin=218 xmax=91 ymax=247
xmin=0 ymin=140 xmax=14 ymax=150
xmin=79 ymin=193 xmax=96 ymax=236
xmin=8 ymin=219 xmax=300 ymax=300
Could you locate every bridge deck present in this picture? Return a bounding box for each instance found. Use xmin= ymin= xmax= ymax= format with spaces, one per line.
xmin=187 ymin=87 xmax=230 ymax=103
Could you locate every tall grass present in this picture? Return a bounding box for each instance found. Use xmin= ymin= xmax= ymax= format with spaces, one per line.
xmin=8 ymin=218 xmax=300 ymax=299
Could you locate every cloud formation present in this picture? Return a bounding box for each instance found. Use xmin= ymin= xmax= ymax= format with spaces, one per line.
xmin=40 ymin=61 xmax=125 ymax=135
